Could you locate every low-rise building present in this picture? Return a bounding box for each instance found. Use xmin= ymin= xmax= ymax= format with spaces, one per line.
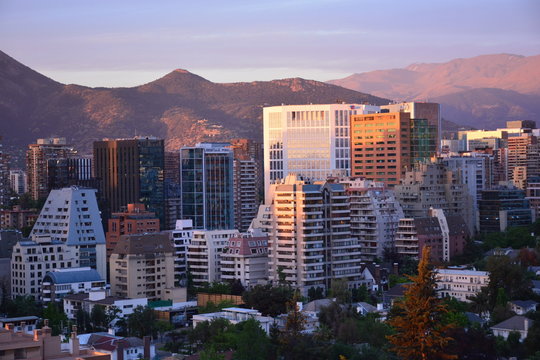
xmin=0 ymin=206 xmax=38 ymax=230
xmin=491 ymin=315 xmax=533 ymax=342
xmin=41 ymin=267 xmax=106 ymax=303
xmin=63 ymin=290 xmax=148 ymax=320
xmin=0 ymin=316 xmax=40 ymax=335
xmin=435 ymin=268 xmax=489 ymax=302
xmin=80 ymin=333 xmax=154 ymax=360
xmin=508 ymin=300 xmax=538 ymax=315
xmin=192 ymin=307 xmax=273 ymax=334
xmin=220 ymin=232 xmax=268 ymax=288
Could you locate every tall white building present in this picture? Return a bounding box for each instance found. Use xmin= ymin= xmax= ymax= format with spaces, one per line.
xmin=9 ymin=170 xmax=27 ymax=195
xmin=263 ymin=104 xmax=379 ymax=197
xmin=341 ymin=179 xmax=404 ymax=261
xmin=187 ymin=229 xmax=239 ymax=285
xmin=164 ymin=219 xmax=194 ymax=286
xmin=11 ymin=236 xmax=79 ymax=299
xmin=253 ymin=175 xmax=362 ymax=296
xmin=30 ymin=186 xmax=107 ymax=279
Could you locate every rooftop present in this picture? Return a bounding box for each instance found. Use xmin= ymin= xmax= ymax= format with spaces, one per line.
xmin=44 ymin=268 xmax=103 ymax=284
xmin=491 ymin=315 xmax=533 ymax=331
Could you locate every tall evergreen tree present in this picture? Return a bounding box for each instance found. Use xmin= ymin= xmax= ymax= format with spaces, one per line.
xmin=387 ymin=247 xmax=456 ymax=360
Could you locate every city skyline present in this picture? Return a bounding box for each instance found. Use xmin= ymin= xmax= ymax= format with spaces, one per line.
xmin=1 ymin=0 xmax=539 ymax=87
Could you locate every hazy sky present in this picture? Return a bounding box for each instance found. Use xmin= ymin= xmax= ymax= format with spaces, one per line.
xmin=1 ymin=0 xmax=539 ymax=87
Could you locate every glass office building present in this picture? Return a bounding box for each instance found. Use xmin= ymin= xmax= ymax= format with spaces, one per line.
xmin=181 ymin=143 xmax=234 ymax=230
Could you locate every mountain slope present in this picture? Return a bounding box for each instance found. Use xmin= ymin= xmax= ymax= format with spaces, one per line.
xmin=328 ymin=54 xmax=540 ymax=128
xmin=0 ymin=50 xmax=389 ymax=153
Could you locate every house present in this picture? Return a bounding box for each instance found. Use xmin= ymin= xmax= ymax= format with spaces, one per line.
xmin=528 ymin=266 xmax=540 ymax=277
xmin=0 ymin=316 xmax=40 ymax=335
xmin=303 ymin=298 xmax=335 ymax=313
xmin=192 ymin=307 xmax=273 ymax=334
xmin=465 ymin=312 xmax=488 ymax=327
xmin=491 ymin=315 xmax=533 ymax=342
xmin=508 ymin=300 xmax=538 ymax=315
xmin=63 ymin=290 xmax=147 ymax=321
xmin=79 ymin=333 xmax=155 ymax=360
xmin=435 ymin=268 xmax=489 ymax=302
xmin=532 ymin=280 xmax=540 ymax=296
xmin=274 ymin=310 xmax=319 ymax=334
xmin=383 ymin=283 xmax=409 ymax=306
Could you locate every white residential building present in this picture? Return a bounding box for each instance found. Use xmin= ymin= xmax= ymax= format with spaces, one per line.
xmin=9 ymin=170 xmax=27 ymax=195
xmin=187 ymin=229 xmax=239 ymax=285
xmin=163 ymin=219 xmax=193 ymax=287
xmin=341 ymin=179 xmax=404 ymax=261
xmin=192 ymin=307 xmax=273 ymax=334
xmin=220 ymin=231 xmax=269 ymax=288
xmin=41 ymin=267 xmax=106 ymax=303
xmin=63 ymin=290 xmax=148 ymax=320
xmin=435 ymin=268 xmax=489 ymax=302
xmin=30 ymin=186 xmax=107 ymax=279
xmin=253 ymin=175 xmax=362 ymax=296
xmin=263 ymin=104 xmax=379 ymax=196
xmin=11 ymin=236 xmax=79 ymax=299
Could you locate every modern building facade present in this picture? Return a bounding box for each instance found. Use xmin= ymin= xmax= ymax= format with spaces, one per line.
xmin=93 ymin=137 xmax=165 ymax=226
xmin=187 ymin=229 xmax=239 ymax=285
xmin=109 ymin=233 xmax=175 ymax=301
xmin=26 ymin=137 xmax=78 ymax=200
xmin=263 ymin=104 xmax=380 ymax=196
xmin=105 ymin=203 xmax=160 ymax=258
xmin=526 ymin=177 xmax=540 ymax=220
xmin=342 ymin=179 xmax=404 ymax=261
xmin=30 ymin=186 xmax=107 ymax=278
xmin=46 ymin=156 xmax=92 ymax=191
xmin=478 ymin=184 xmax=534 ymax=233
xmin=220 ymin=232 xmax=269 ymax=288
xmin=163 ymin=219 xmax=193 ymax=286
xmin=255 ymin=175 xmax=363 ymax=295
xmin=9 ymin=169 xmax=27 ymax=195
xmin=180 ymin=143 xmax=234 ymax=230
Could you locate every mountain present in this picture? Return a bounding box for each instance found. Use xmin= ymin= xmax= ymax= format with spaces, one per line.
xmin=328 ymin=54 xmax=540 ymax=128
xmin=0 ymin=50 xmax=389 ymax=155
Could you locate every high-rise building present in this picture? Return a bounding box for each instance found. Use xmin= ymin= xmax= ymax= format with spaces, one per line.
xmin=9 ymin=170 xmax=27 ymax=195
xmin=93 ymin=137 xmax=165 ymax=226
xmin=11 ymin=235 xmax=79 ymax=299
xmin=380 ymin=102 xmax=441 ymax=156
xmin=478 ymin=184 xmax=534 ymax=233
xmin=186 ymin=229 xmax=239 ymax=285
xmin=350 ymin=111 xmax=412 ymax=186
xmin=163 ymin=219 xmax=193 ymax=286
xmin=46 ymin=156 xmax=92 ymax=191
xmin=394 ymin=209 xmax=468 ymax=263
xmin=506 ymin=134 xmax=540 ymax=189
xmin=341 ymin=179 xmax=404 ymax=261
xmin=0 ymin=138 xmax=10 ymax=207
xmin=263 ymin=104 xmax=379 ymax=196
xmin=254 ymin=175 xmax=362 ymax=296
xmin=180 ymin=143 xmax=234 ymax=230
xmin=105 ymin=203 xmax=160 ymax=259
xmin=394 ymin=161 xmax=474 ymax=234
xmin=164 ymin=151 xmax=181 ymax=230
xmin=26 ymin=137 xmax=77 ymax=201
xmin=526 ymin=177 xmax=540 ymax=220
xmin=228 ymin=139 xmax=263 ymax=233
xmin=29 ymin=187 xmax=107 ymax=279
xmin=109 ymin=233 xmax=175 ymax=301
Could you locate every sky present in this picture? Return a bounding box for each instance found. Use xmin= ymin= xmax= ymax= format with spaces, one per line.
xmin=1 ymin=0 xmax=539 ymax=87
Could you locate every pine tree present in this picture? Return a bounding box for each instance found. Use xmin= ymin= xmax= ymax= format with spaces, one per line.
xmin=387 ymin=247 xmax=456 ymax=360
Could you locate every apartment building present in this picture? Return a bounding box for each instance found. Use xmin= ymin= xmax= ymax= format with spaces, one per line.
xmin=342 ymin=179 xmax=404 ymax=261
xmin=435 ymin=268 xmax=489 ymax=302
xmin=11 ymin=236 xmax=79 ymax=299
xmin=0 ymin=137 xmax=9 ymax=208
xmin=254 ymin=175 xmax=362 ymax=296
xmin=220 ymin=232 xmax=269 ymax=288
xmin=109 ymin=233 xmax=175 ymax=301
xmin=63 ymin=290 xmax=147 ymax=320
xmin=30 ymin=186 xmax=107 ymax=278
xmin=26 ymin=137 xmax=78 ymax=200
xmin=187 ymin=229 xmax=239 ymax=285
xmin=163 ymin=219 xmax=193 ymax=286
xmin=105 ymin=203 xmax=160 ymax=258
xmin=9 ymin=169 xmax=27 ymax=195
xmin=263 ymin=104 xmax=380 ymax=196
xmin=526 ymin=177 xmax=540 ymax=220
xmin=0 ymin=206 xmax=38 ymax=230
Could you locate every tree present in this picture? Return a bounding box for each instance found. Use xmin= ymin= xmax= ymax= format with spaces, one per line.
xmin=234 ymin=318 xmax=270 ymax=360
xmin=90 ymin=305 xmax=107 ymax=331
xmin=125 ymin=306 xmax=158 ymax=338
xmin=387 ymin=247 xmax=456 ymax=360
xmin=329 ymin=279 xmax=351 ymax=304
xmin=75 ymin=308 xmax=91 ymax=333
xmin=43 ymin=302 xmax=68 ymax=335
xmin=242 ymin=284 xmax=293 ymax=317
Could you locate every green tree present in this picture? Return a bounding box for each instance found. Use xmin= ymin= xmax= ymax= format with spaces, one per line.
xmin=90 ymin=305 xmax=107 ymax=331
xmin=387 ymin=247 xmax=456 ymax=360
xmin=125 ymin=306 xmax=158 ymax=338
xmin=43 ymin=302 xmax=68 ymax=335
xmin=75 ymin=308 xmax=91 ymax=333
xmin=234 ymin=318 xmax=270 ymax=360
xmin=330 ymin=278 xmax=352 ymax=304
xmin=242 ymin=284 xmax=293 ymax=317
xmin=485 ymin=255 xmax=531 ymax=309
